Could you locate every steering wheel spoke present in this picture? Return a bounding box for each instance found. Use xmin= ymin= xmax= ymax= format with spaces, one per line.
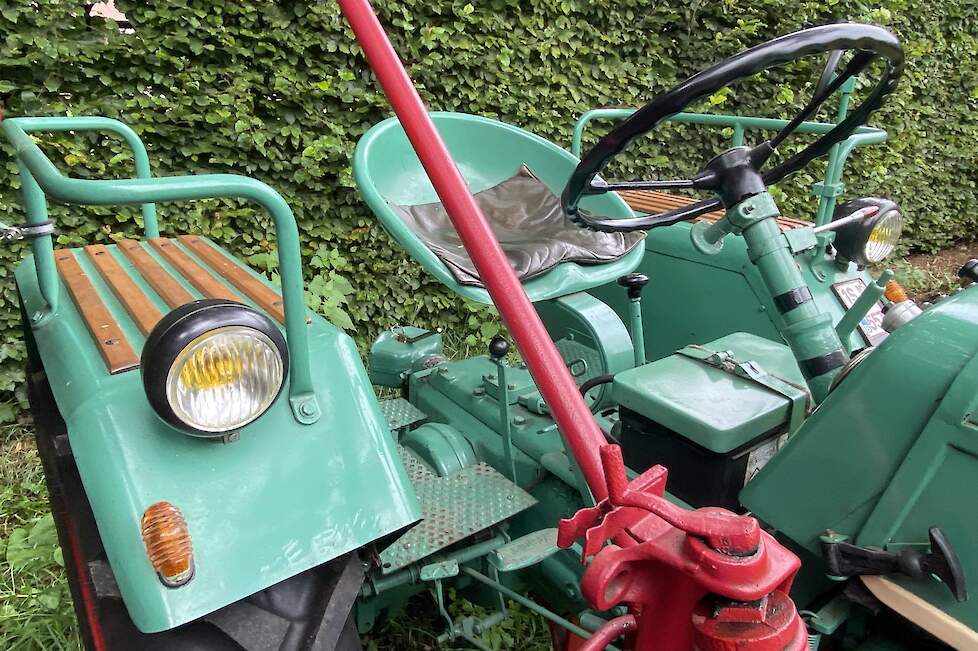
xmin=766 ymin=49 xmax=875 ymax=153
xmin=587 ymin=170 xmax=718 ymax=195
xmin=572 ymin=197 xmax=723 ymax=233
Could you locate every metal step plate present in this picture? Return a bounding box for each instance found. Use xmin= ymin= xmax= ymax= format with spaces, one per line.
xmin=380 ymin=447 xmax=537 ymax=573
xmin=379 ymin=398 xmax=427 ymax=431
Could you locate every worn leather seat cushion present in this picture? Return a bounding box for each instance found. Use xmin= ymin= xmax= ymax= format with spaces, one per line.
xmin=390 ymin=165 xmax=645 ymax=287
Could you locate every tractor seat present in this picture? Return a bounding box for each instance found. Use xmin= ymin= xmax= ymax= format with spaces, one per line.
xmin=354 ymin=112 xmax=645 ymax=305
xmin=390 ymin=165 xmax=644 ymax=288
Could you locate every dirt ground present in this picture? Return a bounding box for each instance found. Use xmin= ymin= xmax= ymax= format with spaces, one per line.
xmin=888 ymin=240 xmax=977 ymax=302
xmin=907 ymin=240 xmax=976 ymax=279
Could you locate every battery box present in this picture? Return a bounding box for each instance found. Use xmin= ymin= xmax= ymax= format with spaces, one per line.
xmin=612 ymin=332 xmax=809 ymax=511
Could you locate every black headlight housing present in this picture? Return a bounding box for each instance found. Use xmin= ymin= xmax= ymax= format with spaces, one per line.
xmin=831 ymin=197 xmax=903 ymax=267
xmin=141 ymin=299 xmax=289 ymax=438
xmin=960 ymin=259 xmax=978 ymax=284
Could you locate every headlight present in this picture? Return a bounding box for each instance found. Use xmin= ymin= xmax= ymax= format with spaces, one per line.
xmin=142 ymin=300 xmax=288 ymax=437
xmin=831 ymin=197 xmax=903 ymax=266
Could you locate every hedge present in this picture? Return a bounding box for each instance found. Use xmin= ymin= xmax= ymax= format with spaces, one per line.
xmin=0 ymin=0 xmax=975 ymax=403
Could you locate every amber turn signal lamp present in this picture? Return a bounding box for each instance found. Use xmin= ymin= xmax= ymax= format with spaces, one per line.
xmin=141 ymin=501 xmax=194 ymax=588
xmin=884 ymin=280 xmax=909 ymax=304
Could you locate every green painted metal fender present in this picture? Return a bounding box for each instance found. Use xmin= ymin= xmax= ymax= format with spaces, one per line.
xmin=4 ymin=117 xmax=422 ymax=633
xmin=403 ymin=422 xmax=477 ymax=477
xmin=353 ymin=112 xmax=643 ymax=304
xmin=742 ymin=285 xmax=978 ymax=630
xmin=17 ymin=249 xmax=422 ymax=633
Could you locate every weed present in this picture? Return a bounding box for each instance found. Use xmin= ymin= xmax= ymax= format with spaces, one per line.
xmin=878 ymin=259 xmax=959 ymax=301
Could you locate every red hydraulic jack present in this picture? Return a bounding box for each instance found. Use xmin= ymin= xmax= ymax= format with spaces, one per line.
xmin=339 ymin=1 xmax=807 ymax=649
xmin=558 ymin=445 xmax=806 ymax=651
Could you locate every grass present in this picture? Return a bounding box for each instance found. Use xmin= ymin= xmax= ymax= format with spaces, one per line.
xmin=0 ymin=253 xmax=967 ymax=650
xmin=884 ymin=258 xmax=960 ymax=301
xmin=0 ymin=425 xmax=80 ymax=651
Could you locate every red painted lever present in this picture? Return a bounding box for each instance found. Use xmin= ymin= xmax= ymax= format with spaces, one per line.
xmin=601 ymin=445 xmax=760 ymax=555
xmin=338 ymin=0 xmax=611 ymax=500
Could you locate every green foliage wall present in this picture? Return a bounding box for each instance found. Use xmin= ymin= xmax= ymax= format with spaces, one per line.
xmin=0 ymin=0 xmax=975 ymax=401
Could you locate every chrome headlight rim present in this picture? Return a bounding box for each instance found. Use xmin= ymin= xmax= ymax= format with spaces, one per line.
xmin=832 ymin=197 xmax=903 ymax=266
xmin=141 ymin=299 xmax=289 ymax=437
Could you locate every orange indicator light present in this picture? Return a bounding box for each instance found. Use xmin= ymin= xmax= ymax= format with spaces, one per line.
xmin=141 ymin=501 xmax=194 ymax=587
xmin=884 ymin=280 xmax=909 ymax=304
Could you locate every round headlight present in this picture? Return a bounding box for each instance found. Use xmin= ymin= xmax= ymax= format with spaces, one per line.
xmin=141 ymin=300 xmax=288 ymax=437
xmin=832 ymin=197 xmax=903 ymax=266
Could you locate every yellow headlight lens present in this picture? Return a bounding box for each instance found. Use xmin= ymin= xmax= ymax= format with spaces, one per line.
xmin=166 ymin=326 xmax=284 ymax=432
xmin=864 ymin=210 xmax=902 ymax=263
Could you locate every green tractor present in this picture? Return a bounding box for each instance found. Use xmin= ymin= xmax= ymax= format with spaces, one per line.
xmin=4 ymin=2 xmax=976 ymax=649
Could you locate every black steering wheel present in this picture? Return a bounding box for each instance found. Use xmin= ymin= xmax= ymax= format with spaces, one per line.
xmin=562 ymin=23 xmax=903 ymax=232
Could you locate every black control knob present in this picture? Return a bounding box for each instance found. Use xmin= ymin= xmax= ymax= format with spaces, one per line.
xmin=488 ymin=336 xmax=510 ymax=360
xmin=959 ymin=259 xmax=978 ymax=284
xmin=617 ymin=273 xmax=650 ymax=300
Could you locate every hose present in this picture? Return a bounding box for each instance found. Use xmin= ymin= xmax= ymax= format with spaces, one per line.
xmin=579 ymin=374 xmax=615 ymax=398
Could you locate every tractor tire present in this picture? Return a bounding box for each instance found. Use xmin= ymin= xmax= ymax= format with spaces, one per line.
xmin=22 ymin=301 xmax=364 ymax=651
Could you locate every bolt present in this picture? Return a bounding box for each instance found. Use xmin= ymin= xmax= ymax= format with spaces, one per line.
xmin=819 ymin=529 xmax=848 ymax=544
xmin=473 ymin=387 xmax=485 ymax=396
xmin=745 ymin=204 xmax=754 ymax=213
xmin=507 ymin=382 xmax=517 ymax=390
xmin=486 ymin=374 xmax=496 ymax=382
xmin=299 ymin=402 xmax=316 ymax=417
xmin=512 ymin=415 xmax=526 ymax=426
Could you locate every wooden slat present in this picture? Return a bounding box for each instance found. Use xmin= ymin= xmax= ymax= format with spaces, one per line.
xmin=55 ymin=250 xmax=140 ymax=374
xmin=616 ymin=190 xmax=812 ymax=231
xmin=177 ymin=235 xmax=285 ymax=324
xmin=118 ymin=239 xmax=195 ymax=309
xmin=149 ymin=238 xmax=240 ymax=302
xmin=85 ymin=244 xmax=163 ymax=335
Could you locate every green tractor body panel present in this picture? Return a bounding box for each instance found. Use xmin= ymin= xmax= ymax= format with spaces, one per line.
xmin=16 ymin=240 xmax=421 ymax=633
xmin=742 ymin=285 xmax=978 ymax=629
xmin=590 ymin=221 xmax=882 ymax=364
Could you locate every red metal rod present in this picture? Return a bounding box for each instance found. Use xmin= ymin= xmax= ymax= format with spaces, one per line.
xmin=578 ymin=615 xmax=637 ymax=651
xmin=338 ymin=0 xmax=609 ymax=500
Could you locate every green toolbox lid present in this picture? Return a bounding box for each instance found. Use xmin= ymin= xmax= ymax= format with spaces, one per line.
xmin=612 ymin=332 xmax=809 ymax=454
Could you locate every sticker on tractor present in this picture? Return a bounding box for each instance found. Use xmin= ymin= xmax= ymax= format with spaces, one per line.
xmin=832 ymin=278 xmax=888 ymax=346
xmin=745 ymin=433 xmax=789 ymax=485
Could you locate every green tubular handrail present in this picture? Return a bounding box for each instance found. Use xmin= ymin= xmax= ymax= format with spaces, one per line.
xmin=2 ymin=117 xmax=320 ymax=425
xmin=7 ymin=117 xmax=161 ymax=315
xmin=570 ymin=108 xmax=887 ymax=233
xmin=9 ymin=116 xmax=160 ymax=235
